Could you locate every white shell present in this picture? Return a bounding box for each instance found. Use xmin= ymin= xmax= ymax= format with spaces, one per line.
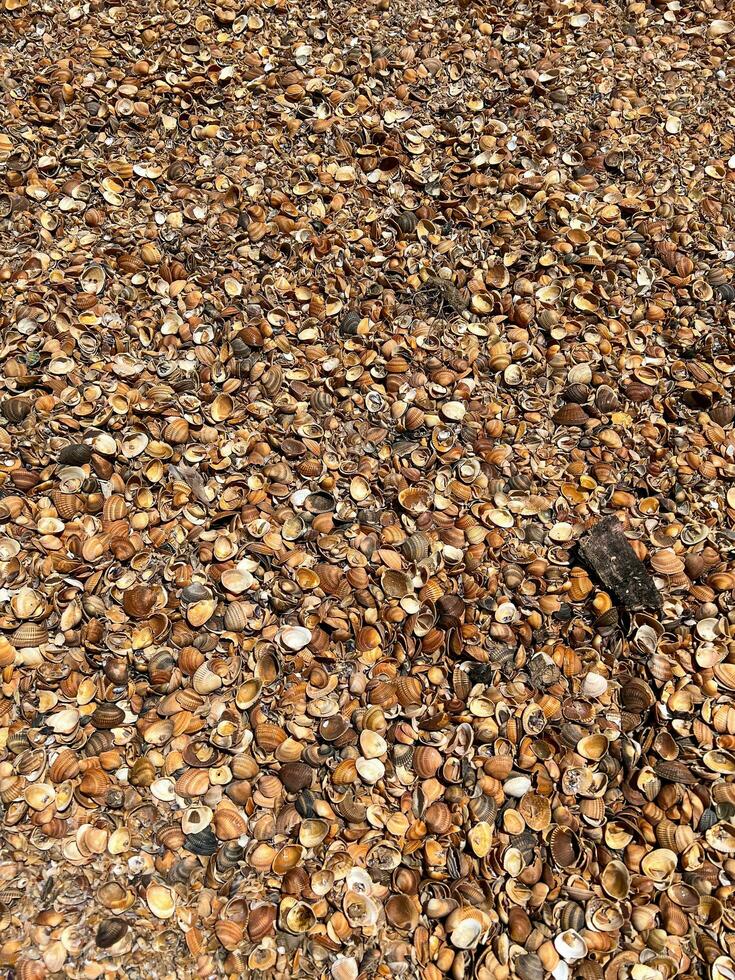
xmin=356 ymin=757 xmax=385 ymax=784
xmin=332 ymin=957 xmax=359 ymax=980
xmin=582 ymin=672 xmax=608 ymax=698
xmin=504 ymin=776 xmax=532 ymax=798
xmin=277 ymin=626 xmax=312 ymax=651
xmin=450 ymin=916 xmax=483 ymax=949
xmin=554 ymin=929 xmax=588 ymax=962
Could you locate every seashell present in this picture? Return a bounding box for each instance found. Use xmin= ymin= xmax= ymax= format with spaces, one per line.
xmin=96 ymin=919 xmax=128 ymax=949
xmin=175 ymin=769 xmax=210 ymax=798
xmin=595 ymin=385 xmax=619 ymax=413
xmin=554 ymin=929 xmax=587 ymax=962
xmin=1 ymin=397 xmax=32 ymax=423
xmin=385 ymin=894 xmax=419 ymax=931
xmin=621 ymin=678 xmax=655 ymax=712
xmin=90 ymin=702 xmax=126 ymax=730
xmin=300 ymin=818 xmax=329 ymax=848
xmin=624 ymin=380 xmax=651 ymax=403
xmin=332 ymin=759 xmax=358 ymax=785
xmin=413 ymin=745 xmax=442 ymax=777
xmin=563 ymin=383 xmax=589 ymax=404
xmin=122 ymin=585 xmax=157 ymax=620
xmin=339 ymin=310 xmax=362 ymax=336
xmin=256 ymin=723 xmax=287 ymax=750
xmin=449 ymin=910 xmax=486 ymax=949
xmin=655 ymin=759 xmax=697 ymax=784
xmin=641 ymin=848 xmax=677 ymax=882
xmin=192 ymin=663 xmax=222 ymax=695
xmin=50 ymin=749 xmax=80 ymax=783
xmin=577 ymin=733 xmax=608 ymax=761
xmin=600 ymin=860 xmax=630 ymax=899
xmin=549 ymin=827 xmax=580 ymax=868
xmin=146 ymin=883 xmax=176 ymax=919
xmin=12 ymin=623 xmax=48 ymax=648
xmin=343 ymin=891 xmax=379 ymax=928
xmin=248 ymin=904 xmax=277 ymax=941
xmin=359 ymin=730 xmax=387 ymax=759
xmin=214 ymin=919 xmax=244 ymax=951
xmin=393 ymin=210 xmax=418 ymax=234
xmin=424 ymin=801 xmax=452 ymax=834
xmin=187 ymin=598 xmax=217 ymax=627
xmin=213 ymin=807 xmax=248 ymax=840
xmin=518 ymin=792 xmax=551 ymax=831
xmin=52 ymin=490 xmax=83 ymax=519
xmin=504 ymin=775 xmax=532 ymax=798
xmin=468 ymin=821 xmax=493 ymax=858
xmin=515 ymin=953 xmax=544 ymax=980
xmin=398 ymin=486 xmax=431 ymax=514
xmin=24 ymin=783 xmax=55 ymax=810
xmin=183 ymin=827 xmax=217 ymax=857
xmin=381 ymin=569 xmax=413 ymax=598
xmin=276 ymin=625 xmax=312 ymax=651
xmin=235 ymin=678 xmax=262 ymax=709
xmin=557 ymin=901 xmax=585 ymax=932
xmin=396 ymin=675 xmax=423 ymax=707
xmin=553 ymin=404 xmax=589 ymax=426
xmin=355 ymin=757 xmax=385 ymax=784
xmin=273 ymin=844 xmax=304 ymax=875
xmin=279 ymin=762 xmax=313 ymax=793
xmin=304 ymin=491 xmax=335 ymax=514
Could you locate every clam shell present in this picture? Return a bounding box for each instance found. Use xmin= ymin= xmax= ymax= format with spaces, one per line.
xmin=96 ymin=919 xmax=128 ymax=949
xmin=146 ymin=883 xmax=176 ymax=919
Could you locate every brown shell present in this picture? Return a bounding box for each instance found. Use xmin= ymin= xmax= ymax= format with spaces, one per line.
xmin=248 ymin=904 xmax=276 ymax=941
xmin=57 ymin=442 xmax=92 ymax=466
xmin=102 ymin=494 xmax=128 ymax=526
xmin=122 ymin=585 xmax=157 ymax=620
xmin=214 ymin=919 xmax=244 ymax=951
xmin=213 ymin=808 xmax=248 ymax=841
xmin=90 ymin=703 xmax=125 ymax=730
xmin=52 ymin=490 xmax=84 ymax=519
xmin=96 ymin=918 xmax=128 ymax=949
xmin=50 ymin=749 xmax=80 ymax=783
xmin=174 ymin=769 xmax=210 ymax=798
xmin=396 ymin=676 xmax=423 ymax=707
xmin=595 ymin=385 xmax=620 ymax=413
xmin=552 ymin=404 xmax=589 ymax=426
xmin=621 ymin=678 xmax=655 ymax=712
xmin=11 ymin=623 xmax=48 ymax=648
xmin=424 ymin=801 xmax=452 ymax=834
xmin=332 ymin=759 xmax=358 ymax=785
xmin=624 ymin=380 xmax=652 ymax=402
xmin=549 ymin=826 xmax=580 ymax=867
xmin=279 ymin=762 xmax=312 ymax=793
xmin=1 ymin=397 xmax=32 ymax=423
xmin=563 ymin=383 xmax=590 ymax=404
xmin=413 ymin=746 xmax=442 ymax=778
xmin=255 ymin=723 xmax=287 ymax=751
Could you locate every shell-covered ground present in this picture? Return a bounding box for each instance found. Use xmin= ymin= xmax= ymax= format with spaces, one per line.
xmin=1 ymin=0 xmax=735 ymax=977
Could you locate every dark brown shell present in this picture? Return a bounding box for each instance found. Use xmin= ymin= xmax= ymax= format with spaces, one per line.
xmin=624 ymin=381 xmax=652 ymax=403
xmin=654 ymin=760 xmax=697 ymax=785
xmin=595 ymin=384 xmax=620 ymax=413
xmin=279 ymin=762 xmax=313 ymax=793
xmin=96 ymin=918 xmax=128 ymax=948
xmin=392 ymin=211 xmax=418 ymax=234
xmin=563 ymin=383 xmax=590 ymax=404
xmin=549 ymin=826 xmax=580 ymax=867
xmin=621 ymin=678 xmax=655 ymax=712
xmin=1 ymin=397 xmax=31 ymax=423
xmin=553 ymin=404 xmax=589 ymax=426
xmin=58 ymin=443 xmax=93 ymax=465
xmin=339 ymin=310 xmax=362 ymax=336
xmin=90 ymin=703 xmax=125 ymax=730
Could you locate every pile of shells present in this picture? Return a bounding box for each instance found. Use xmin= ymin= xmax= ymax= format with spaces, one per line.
xmin=1 ymin=0 xmax=735 ymax=976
